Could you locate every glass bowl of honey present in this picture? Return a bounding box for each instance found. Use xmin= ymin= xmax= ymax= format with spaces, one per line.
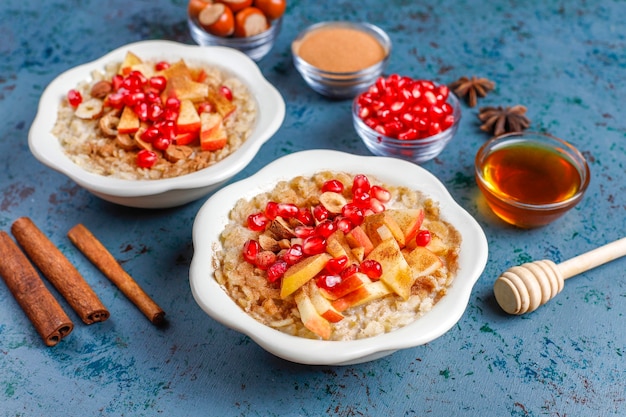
xmin=474 ymin=132 xmax=590 ymax=228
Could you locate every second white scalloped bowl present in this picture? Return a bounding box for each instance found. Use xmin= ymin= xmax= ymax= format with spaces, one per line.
xmin=189 ymin=150 xmax=488 ymax=365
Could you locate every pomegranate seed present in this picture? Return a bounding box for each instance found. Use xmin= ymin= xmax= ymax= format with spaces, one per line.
xmin=317 ymin=274 xmax=342 ymax=290
xmin=325 ymin=255 xmax=349 ymax=274
xmin=136 ymin=150 xmax=157 ymax=168
xmin=352 ymin=174 xmax=370 ymax=194
xmin=197 ymin=102 xmax=214 ymax=114
xmin=111 ymin=74 xmax=124 ymax=91
xmin=360 ymin=260 xmax=382 ymax=280
xmin=152 ymin=136 xmax=171 ymax=151
xmin=134 ymin=102 xmax=149 ymax=121
xmin=294 ymin=225 xmax=315 ymax=238
xmin=129 ymin=70 xmax=147 ymax=86
xmin=322 ymin=179 xmax=344 ymax=193
xmin=415 ymin=230 xmax=432 ymax=246
xmin=106 ymin=92 xmax=125 ymax=108
xmin=255 ymin=251 xmax=277 ymax=271
xmin=155 ymin=61 xmax=170 ymax=71
xmin=352 ymin=190 xmax=371 ymax=208
xmin=341 ymin=203 xmax=364 ymax=226
xmin=368 ymin=198 xmax=385 ymax=213
xmin=67 ymin=89 xmax=82 ymax=107
xmin=156 ymin=120 xmax=176 ymax=139
xmin=242 ymin=239 xmax=260 ymax=264
xmin=283 ymin=244 xmax=304 ymax=265
xmin=398 ymin=129 xmax=420 ymax=140
xmin=312 ymin=204 xmax=330 ymax=222
xmin=370 ymin=185 xmax=391 ymax=203
xmin=246 ymin=212 xmax=269 ymax=231
xmin=335 ymin=217 xmax=353 ymax=233
xmin=149 ymin=75 xmax=167 ymax=92
xmin=148 ymin=103 xmax=164 ymax=121
xmin=141 ymin=126 xmax=160 ymax=143
xmin=163 ymin=108 xmax=179 ymax=122
xmin=277 ymin=203 xmax=298 ymax=218
xmin=340 ymin=264 xmax=360 ymax=278
xmin=267 ymin=260 xmax=288 ymax=282
xmin=302 ymin=235 xmax=326 ymax=255
xmin=165 ymin=97 xmax=181 ymax=111
xmin=264 ymin=201 xmax=279 ymax=220
xmin=315 ymin=219 xmax=336 ymax=238
xmin=219 ymin=85 xmax=233 ymax=101
xmin=296 ymin=208 xmax=315 ymax=226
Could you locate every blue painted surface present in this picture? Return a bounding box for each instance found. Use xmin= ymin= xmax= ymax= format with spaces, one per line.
xmin=1 ymin=0 xmax=625 ymax=416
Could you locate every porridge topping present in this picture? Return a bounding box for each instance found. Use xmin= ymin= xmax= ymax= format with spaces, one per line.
xmin=53 ymin=51 xmax=257 ymax=179
xmin=215 ymin=172 xmax=462 ymax=341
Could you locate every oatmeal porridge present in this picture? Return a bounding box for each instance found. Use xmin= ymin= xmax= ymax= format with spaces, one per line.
xmin=214 ymin=171 xmax=462 ymax=341
xmin=52 ymin=51 xmax=257 ymax=180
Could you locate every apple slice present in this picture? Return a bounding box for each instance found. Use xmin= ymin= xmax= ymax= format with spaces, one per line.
xmin=386 ymin=209 xmax=425 ymax=244
xmin=294 ymin=290 xmax=331 ymax=340
xmin=318 ymin=272 xmax=371 ymax=300
xmin=325 ymin=230 xmax=358 ymax=264
xmin=308 ymin=283 xmax=344 ymax=323
xmin=331 ymin=281 xmax=392 ymax=312
xmin=118 ymin=51 xmax=143 ymax=75
xmin=207 ymin=88 xmax=236 ymax=119
xmin=404 ymin=246 xmax=443 ymax=278
xmin=117 ymin=106 xmax=140 ymax=134
xmin=362 ymin=212 xmax=406 ymax=247
xmin=366 ymin=238 xmax=413 ymax=300
xmin=345 ymin=225 xmax=374 ymax=257
xmin=200 ymin=112 xmax=227 ymax=151
xmin=280 ymin=253 xmax=331 ymax=299
xmin=176 ymin=99 xmax=202 ymax=134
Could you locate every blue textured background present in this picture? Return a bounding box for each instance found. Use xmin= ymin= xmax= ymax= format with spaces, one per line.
xmin=1 ymin=0 xmax=625 ymax=416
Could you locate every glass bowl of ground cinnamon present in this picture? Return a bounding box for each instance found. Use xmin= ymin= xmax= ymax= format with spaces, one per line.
xmin=291 ymin=21 xmax=391 ymax=99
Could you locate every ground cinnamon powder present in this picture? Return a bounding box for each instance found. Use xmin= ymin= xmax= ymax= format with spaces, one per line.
xmin=294 ymin=26 xmax=386 ymax=73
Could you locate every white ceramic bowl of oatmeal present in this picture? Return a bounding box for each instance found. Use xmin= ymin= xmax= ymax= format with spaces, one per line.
xmin=28 ymin=40 xmax=285 ymax=208
xmin=190 ymin=150 xmax=488 ymax=365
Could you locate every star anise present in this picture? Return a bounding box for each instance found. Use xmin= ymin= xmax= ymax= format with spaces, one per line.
xmin=449 ymin=76 xmax=495 ymax=107
xmin=478 ymin=105 xmax=531 ymax=137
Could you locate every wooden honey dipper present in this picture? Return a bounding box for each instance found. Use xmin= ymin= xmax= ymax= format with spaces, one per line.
xmin=494 ymin=237 xmax=626 ymax=315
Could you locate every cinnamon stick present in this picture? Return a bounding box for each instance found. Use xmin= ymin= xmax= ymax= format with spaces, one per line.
xmin=11 ymin=217 xmax=109 ymax=325
xmin=67 ymin=224 xmax=165 ymax=325
xmin=0 ymin=231 xmax=74 ymax=346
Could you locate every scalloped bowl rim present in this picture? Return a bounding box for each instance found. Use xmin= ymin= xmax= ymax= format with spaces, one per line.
xmin=189 ymin=150 xmax=488 ymax=365
xmin=28 ymin=40 xmax=285 ymax=199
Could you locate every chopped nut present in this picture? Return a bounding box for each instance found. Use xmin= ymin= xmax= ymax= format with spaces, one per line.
xmin=268 ymin=217 xmax=295 ymax=240
xmin=74 ymin=98 xmax=104 ymax=120
xmin=90 ymin=80 xmax=113 ymax=99
xmin=319 ymin=192 xmax=347 ymax=214
xmin=164 ymin=145 xmax=193 ymax=163
xmin=115 ymin=133 xmax=137 ymax=151
xmin=99 ymin=110 xmax=120 ymax=137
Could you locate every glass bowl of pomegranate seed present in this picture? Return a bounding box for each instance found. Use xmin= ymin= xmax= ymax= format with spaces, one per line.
xmin=190 ymin=150 xmax=488 ymax=365
xmin=475 ymin=132 xmax=591 ymax=228
xmin=353 ymin=74 xmax=461 ymax=164
xmin=291 ymin=21 xmax=392 ymax=99
xmin=187 ymin=0 xmax=284 ymax=61
xmin=28 ymin=40 xmax=285 ymax=208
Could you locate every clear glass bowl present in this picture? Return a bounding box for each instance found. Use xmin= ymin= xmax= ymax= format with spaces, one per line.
xmin=352 ymin=90 xmax=461 ymax=164
xmin=292 ymin=21 xmax=391 ymax=99
xmin=474 ymin=132 xmax=591 ymax=228
xmin=188 ymin=16 xmax=281 ymax=62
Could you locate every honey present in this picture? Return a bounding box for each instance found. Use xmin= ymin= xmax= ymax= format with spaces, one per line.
xmin=480 ymin=143 xmax=581 ymax=205
xmin=475 ymin=137 xmax=589 ymax=228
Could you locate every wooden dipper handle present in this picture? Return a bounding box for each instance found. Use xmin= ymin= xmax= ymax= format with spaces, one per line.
xmin=494 ymin=237 xmax=626 ymax=315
